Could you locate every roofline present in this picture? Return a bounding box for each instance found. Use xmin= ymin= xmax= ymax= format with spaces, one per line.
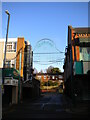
xmin=0 ymin=38 xmax=17 ymax=42
xmin=34 ymin=72 xmax=64 ymax=75
xmin=68 ymin=25 xmax=90 ymax=34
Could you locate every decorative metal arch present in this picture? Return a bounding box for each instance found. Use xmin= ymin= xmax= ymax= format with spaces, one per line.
xmin=33 ymin=38 xmax=64 ymax=54
xmin=33 ymin=38 xmax=65 ymax=66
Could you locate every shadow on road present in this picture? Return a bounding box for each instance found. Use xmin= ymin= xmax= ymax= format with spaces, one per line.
xmin=2 ymin=92 xmax=89 ymax=120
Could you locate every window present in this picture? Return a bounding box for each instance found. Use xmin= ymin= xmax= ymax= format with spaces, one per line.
xmin=7 ymin=42 xmax=16 ymax=52
xmin=44 ymin=76 xmax=46 ymax=79
xmin=38 ymin=76 xmax=41 ymax=79
xmin=59 ymin=75 xmax=63 ymax=79
xmin=52 ymin=76 xmax=54 ymax=79
xmin=48 ymin=76 xmax=50 ymax=79
xmin=5 ymin=61 xmax=11 ymax=67
xmin=7 ymin=45 xmax=12 ymax=50
xmin=13 ymin=42 xmax=16 ymax=49
xmin=5 ymin=60 xmax=15 ymax=68
xmin=80 ymin=47 xmax=90 ymax=61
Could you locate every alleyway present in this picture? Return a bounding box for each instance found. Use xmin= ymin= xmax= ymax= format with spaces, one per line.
xmin=2 ymin=92 xmax=89 ymax=119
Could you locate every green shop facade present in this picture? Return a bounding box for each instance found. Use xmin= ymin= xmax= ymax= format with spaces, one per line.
xmin=2 ymin=68 xmax=20 ymax=105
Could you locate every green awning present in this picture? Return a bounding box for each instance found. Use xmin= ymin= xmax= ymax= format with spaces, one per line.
xmin=3 ymin=68 xmax=20 ymax=80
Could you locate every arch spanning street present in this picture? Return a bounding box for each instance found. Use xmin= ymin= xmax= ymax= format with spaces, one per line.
xmin=33 ymin=38 xmax=64 ymax=69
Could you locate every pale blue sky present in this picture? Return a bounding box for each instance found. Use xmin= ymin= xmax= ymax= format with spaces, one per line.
xmin=2 ymin=2 xmax=88 ymax=72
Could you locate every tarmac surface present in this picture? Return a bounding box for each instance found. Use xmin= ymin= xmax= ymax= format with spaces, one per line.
xmin=2 ymin=92 xmax=89 ymax=120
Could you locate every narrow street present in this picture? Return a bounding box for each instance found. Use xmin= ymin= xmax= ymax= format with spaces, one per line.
xmin=2 ymin=92 xmax=89 ymax=119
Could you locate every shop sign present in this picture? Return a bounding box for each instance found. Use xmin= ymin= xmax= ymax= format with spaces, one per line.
xmin=4 ymin=78 xmax=18 ymax=86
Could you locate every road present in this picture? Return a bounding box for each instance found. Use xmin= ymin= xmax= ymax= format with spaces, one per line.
xmin=2 ymin=92 xmax=89 ymax=119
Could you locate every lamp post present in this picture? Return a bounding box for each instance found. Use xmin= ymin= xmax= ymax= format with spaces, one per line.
xmin=3 ymin=10 xmax=10 ymax=69
xmin=2 ymin=10 xmax=10 ymax=94
xmin=18 ymin=50 xmax=22 ymax=103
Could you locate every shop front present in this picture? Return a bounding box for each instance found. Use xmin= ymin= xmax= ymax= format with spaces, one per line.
xmin=2 ymin=68 xmax=20 ymax=105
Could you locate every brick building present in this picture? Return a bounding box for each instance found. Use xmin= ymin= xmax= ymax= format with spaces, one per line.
xmin=35 ymin=73 xmax=64 ymax=83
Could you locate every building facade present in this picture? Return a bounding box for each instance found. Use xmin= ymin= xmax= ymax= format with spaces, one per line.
xmin=35 ymin=73 xmax=64 ymax=83
xmin=24 ymin=41 xmax=33 ymax=81
xmin=63 ymin=25 xmax=90 ymax=100
xmin=0 ymin=37 xmax=33 ymax=104
xmin=0 ymin=38 xmax=18 ymax=104
xmin=0 ymin=38 xmax=17 ymax=68
xmin=0 ymin=37 xmax=33 ymax=80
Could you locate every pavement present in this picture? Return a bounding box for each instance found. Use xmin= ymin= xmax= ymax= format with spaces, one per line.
xmin=2 ymin=92 xmax=89 ymax=120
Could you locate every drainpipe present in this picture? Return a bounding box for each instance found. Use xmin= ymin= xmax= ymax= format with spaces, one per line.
xmin=3 ymin=10 xmax=10 ymax=94
xmin=18 ymin=50 xmax=22 ymax=103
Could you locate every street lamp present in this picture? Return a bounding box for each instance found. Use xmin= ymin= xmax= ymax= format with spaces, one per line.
xmin=3 ymin=10 xmax=10 ymax=87
xmin=5 ymin=10 xmax=10 ymax=15
xmin=3 ymin=10 xmax=10 ymax=68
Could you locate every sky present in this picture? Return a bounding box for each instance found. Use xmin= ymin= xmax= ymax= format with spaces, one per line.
xmin=2 ymin=2 xmax=88 ymax=72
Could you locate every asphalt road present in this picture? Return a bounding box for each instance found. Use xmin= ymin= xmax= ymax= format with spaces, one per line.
xmin=2 ymin=92 xmax=89 ymax=120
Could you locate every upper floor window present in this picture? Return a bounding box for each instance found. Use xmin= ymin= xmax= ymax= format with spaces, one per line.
xmin=7 ymin=42 xmax=16 ymax=52
xmin=80 ymin=47 xmax=90 ymax=61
